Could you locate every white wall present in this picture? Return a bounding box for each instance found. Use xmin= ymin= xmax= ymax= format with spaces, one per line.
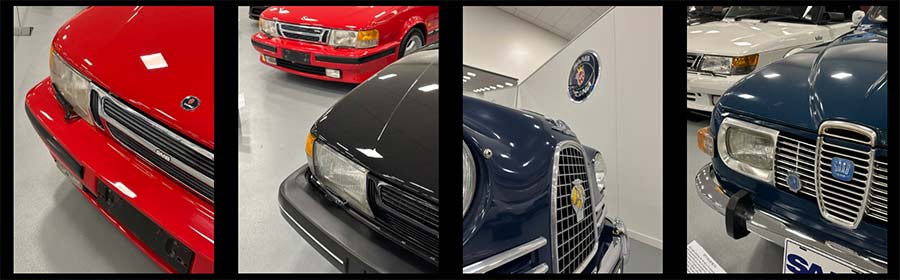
xmin=517 ymin=7 xmax=663 ymax=249
xmin=463 ymin=7 xmax=567 ymax=80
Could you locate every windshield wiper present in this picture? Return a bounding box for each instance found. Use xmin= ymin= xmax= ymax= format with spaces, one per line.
xmin=760 ymin=15 xmax=816 ymax=24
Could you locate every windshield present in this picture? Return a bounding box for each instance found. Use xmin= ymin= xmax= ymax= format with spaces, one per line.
xmin=867 ymin=6 xmax=887 ymax=23
xmin=688 ymin=6 xmax=726 ymax=16
xmin=725 ymin=6 xmax=823 ymax=23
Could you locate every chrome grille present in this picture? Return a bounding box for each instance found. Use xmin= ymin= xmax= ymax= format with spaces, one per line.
xmin=277 ymin=22 xmax=329 ymax=43
xmin=868 ymin=160 xmax=888 ymax=222
xmin=550 ymin=141 xmax=597 ymax=273
xmin=815 ymin=121 xmax=876 ymax=229
xmin=96 ymin=88 xmax=214 ymax=202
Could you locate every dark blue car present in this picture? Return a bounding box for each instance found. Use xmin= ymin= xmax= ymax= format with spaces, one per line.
xmin=695 ymin=6 xmax=887 ymax=273
xmin=461 ymin=96 xmax=628 ymax=274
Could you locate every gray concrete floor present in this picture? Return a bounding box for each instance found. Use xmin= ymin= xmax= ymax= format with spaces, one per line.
xmin=625 ymin=239 xmax=662 ymax=273
xmin=12 ymin=6 xmax=161 ymax=273
xmin=237 ymin=6 xmax=347 ymax=273
xmin=685 ymin=115 xmax=782 ymax=273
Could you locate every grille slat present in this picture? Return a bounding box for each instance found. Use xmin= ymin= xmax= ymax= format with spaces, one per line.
xmin=278 ymin=22 xmax=328 ymax=43
xmin=373 ymin=178 xmax=439 ymax=264
xmin=551 ymin=142 xmax=596 ymax=273
xmin=98 ymin=91 xmax=214 ymax=202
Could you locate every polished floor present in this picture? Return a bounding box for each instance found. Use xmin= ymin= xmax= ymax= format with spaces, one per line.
xmin=237 ymin=6 xmax=347 ymax=273
xmin=12 ymin=6 xmax=161 ymax=273
xmin=685 ymin=115 xmax=782 ymax=273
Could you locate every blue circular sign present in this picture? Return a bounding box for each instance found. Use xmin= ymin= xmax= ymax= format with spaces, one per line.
xmin=567 ymin=50 xmax=600 ymax=103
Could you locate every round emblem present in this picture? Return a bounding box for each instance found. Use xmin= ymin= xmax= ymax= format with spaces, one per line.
xmin=786 ymin=171 xmax=802 ymax=193
xmin=181 ymin=96 xmax=200 ymax=111
xmin=567 ymin=50 xmax=601 ymax=103
xmin=570 ymin=179 xmax=586 ymax=221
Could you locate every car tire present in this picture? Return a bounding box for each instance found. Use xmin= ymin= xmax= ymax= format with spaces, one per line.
xmin=398 ymin=28 xmax=425 ymax=58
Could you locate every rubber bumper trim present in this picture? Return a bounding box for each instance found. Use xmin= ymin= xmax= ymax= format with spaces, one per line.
xmin=251 ymin=39 xmax=276 ymax=53
xmin=316 ymin=47 xmax=396 ymax=64
xmin=278 ymin=165 xmax=435 ymax=273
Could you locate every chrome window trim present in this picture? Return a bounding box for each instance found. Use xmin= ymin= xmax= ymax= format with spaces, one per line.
xmin=550 ymin=140 xmax=599 ymax=273
xmin=461 ymin=237 xmax=547 ymax=273
xmin=96 ymin=87 xmax=214 ymax=194
xmin=717 ymin=117 xmax=780 ymax=185
xmin=814 ymin=120 xmax=876 ymax=229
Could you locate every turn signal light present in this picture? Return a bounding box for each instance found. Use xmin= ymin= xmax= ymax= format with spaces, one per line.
xmin=732 ymin=54 xmax=759 ymax=75
xmin=357 ymin=29 xmax=379 ymax=41
xmin=698 ymin=126 xmax=714 ymax=156
xmin=306 ymin=132 xmax=316 ymax=157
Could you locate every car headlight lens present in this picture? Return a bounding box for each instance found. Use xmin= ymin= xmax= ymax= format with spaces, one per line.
xmin=462 ymin=140 xmax=476 ymax=217
xmin=259 ymin=18 xmax=278 ymax=37
xmin=328 ymin=29 xmax=378 ymax=48
xmin=717 ymin=117 xmax=778 ymax=184
xmin=699 ymin=54 xmax=758 ymax=75
xmin=592 ymin=152 xmax=607 ymax=192
xmin=312 ymin=141 xmax=374 ymax=218
xmin=49 ymin=50 xmax=94 ymax=124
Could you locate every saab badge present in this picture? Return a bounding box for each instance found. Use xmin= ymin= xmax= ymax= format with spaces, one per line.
xmin=831 ymin=157 xmax=854 ymax=182
xmin=155 ymin=149 xmax=171 ymax=162
xmin=570 ymin=179 xmax=586 ymax=221
xmin=181 ymin=96 xmax=200 ymax=111
xmin=786 ymin=171 xmax=802 ymax=193
xmin=567 ymin=50 xmax=600 ymax=103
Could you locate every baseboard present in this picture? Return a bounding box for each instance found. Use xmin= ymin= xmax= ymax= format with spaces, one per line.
xmin=628 ymin=229 xmax=662 ymax=249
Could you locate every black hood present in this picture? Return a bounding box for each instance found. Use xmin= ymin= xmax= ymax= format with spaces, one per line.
xmin=315 ymin=49 xmax=439 ymax=201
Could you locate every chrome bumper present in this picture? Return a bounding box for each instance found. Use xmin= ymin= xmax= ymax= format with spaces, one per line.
xmin=695 ymin=163 xmax=887 ymax=273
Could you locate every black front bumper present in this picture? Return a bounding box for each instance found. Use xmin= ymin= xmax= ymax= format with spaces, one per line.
xmin=278 ymin=165 xmax=435 ymax=273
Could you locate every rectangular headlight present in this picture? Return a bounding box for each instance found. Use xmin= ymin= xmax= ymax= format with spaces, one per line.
xmin=49 ymin=50 xmax=94 ymax=125
xmin=717 ymin=117 xmax=779 ymax=184
xmin=258 ymin=18 xmax=278 ymax=37
xmin=312 ymin=141 xmax=374 ymax=218
xmin=699 ymin=55 xmax=732 ymax=75
xmin=328 ymin=29 xmax=378 ymax=48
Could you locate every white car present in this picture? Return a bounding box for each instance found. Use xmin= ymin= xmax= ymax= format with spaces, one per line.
xmin=686 ymin=6 xmax=862 ymax=113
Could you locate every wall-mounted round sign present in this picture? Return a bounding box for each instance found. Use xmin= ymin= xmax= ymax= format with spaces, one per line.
xmin=567 ymin=50 xmax=601 ymax=103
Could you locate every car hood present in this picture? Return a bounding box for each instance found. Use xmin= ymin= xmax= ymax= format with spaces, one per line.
xmin=720 ymin=30 xmax=888 ymax=147
xmin=315 ymin=49 xmax=439 ymax=201
xmin=52 ymin=6 xmax=214 ymax=149
xmin=262 ymin=6 xmax=404 ymax=30
xmin=688 ymin=20 xmax=831 ymax=56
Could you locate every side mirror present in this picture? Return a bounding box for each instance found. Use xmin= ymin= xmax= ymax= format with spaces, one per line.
xmin=825 ymin=12 xmax=845 ymax=22
xmin=851 ymin=10 xmax=865 ymax=27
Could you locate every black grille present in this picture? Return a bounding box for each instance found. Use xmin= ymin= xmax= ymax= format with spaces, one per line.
xmin=371 ymin=178 xmax=439 ymax=264
xmin=552 ymin=143 xmax=596 ymax=273
xmin=278 ymin=22 xmax=329 ymax=43
xmin=100 ymin=95 xmax=214 ymax=202
xmin=379 ymin=185 xmax=439 ymax=229
xmin=275 ymin=58 xmax=327 ymax=75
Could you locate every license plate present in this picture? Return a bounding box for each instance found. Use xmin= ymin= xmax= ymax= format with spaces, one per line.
xmin=783 ymin=239 xmax=858 ymax=274
xmin=283 ymin=49 xmax=311 ymax=64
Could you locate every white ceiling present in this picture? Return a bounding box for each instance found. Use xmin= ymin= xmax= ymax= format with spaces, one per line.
xmin=498 ymin=6 xmax=611 ymax=40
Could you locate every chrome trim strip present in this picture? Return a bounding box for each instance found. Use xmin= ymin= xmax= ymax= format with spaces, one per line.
xmin=525 ymin=263 xmax=549 ymax=273
xmin=462 ymin=237 xmax=547 ymax=273
xmin=279 ymin=205 xmax=344 ymax=265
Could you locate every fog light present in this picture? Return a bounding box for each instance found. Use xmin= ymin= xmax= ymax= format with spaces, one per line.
xmin=261 ymin=55 xmax=276 ymax=65
xmin=325 ymin=69 xmax=341 ymax=79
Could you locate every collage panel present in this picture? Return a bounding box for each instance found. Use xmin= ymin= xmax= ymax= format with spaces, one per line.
xmin=11 ymin=6 xmax=214 ymax=273
xmin=238 ymin=6 xmax=440 ymax=273
xmin=461 ymin=6 xmax=663 ymax=274
xmin=686 ymin=5 xmax=888 ymax=274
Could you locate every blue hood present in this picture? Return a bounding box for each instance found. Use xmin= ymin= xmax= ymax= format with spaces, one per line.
xmin=719 ymin=29 xmax=888 ymax=147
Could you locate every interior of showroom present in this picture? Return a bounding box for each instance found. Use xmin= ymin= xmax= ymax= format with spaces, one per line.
xmin=463 ymin=6 xmax=663 ymax=273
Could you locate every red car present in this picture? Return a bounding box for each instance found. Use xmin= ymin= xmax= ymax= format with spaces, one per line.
xmin=24 ymin=6 xmax=214 ymax=273
xmin=251 ymin=6 xmax=439 ymax=83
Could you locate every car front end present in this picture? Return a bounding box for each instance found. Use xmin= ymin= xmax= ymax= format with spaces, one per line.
xmin=24 ymin=6 xmax=214 ymax=273
xmin=251 ymin=6 xmax=438 ymax=84
xmin=694 ymin=6 xmax=888 ymax=273
xmin=461 ymin=96 xmax=628 ymax=274
xmin=278 ymin=46 xmax=439 ymax=272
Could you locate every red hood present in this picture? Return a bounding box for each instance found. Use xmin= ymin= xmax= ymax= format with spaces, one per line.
xmin=262 ymin=6 xmax=405 ymax=30
xmin=52 ymin=6 xmax=214 ymax=150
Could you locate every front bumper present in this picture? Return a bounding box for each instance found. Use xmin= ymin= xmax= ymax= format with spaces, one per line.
xmin=695 ymin=163 xmax=887 ymax=273
xmin=251 ymin=33 xmax=398 ymax=84
xmin=25 ymin=78 xmax=214 ymax=273
xmin=278 ymin=165 xmax=435 ymax=272
xmin=686 ymin=72 xmax=746 ymax=113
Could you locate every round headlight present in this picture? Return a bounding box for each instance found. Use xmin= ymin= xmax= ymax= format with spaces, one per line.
xmin=593 ymin=152 xmax=606 ymax=191
xmin=462 ymin=140 xmax=476 ymax=217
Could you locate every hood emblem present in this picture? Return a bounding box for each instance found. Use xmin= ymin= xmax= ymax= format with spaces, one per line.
xmin=785 ymin=171 xmax=802 ymax=193
xmin=181 ymin=96 xmax=200 ymax=111
xmin=567 ymin=50 xmax=601 ymax=103
xmin=830 ymin=157 xmax=854 ymax=182
xmin=570 ymin=179 xmax=587 ymax=221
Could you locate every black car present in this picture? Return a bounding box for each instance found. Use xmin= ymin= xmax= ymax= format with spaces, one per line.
xmin=687 ymin=6 xmax=727 ymax=26
xmin=249 ymin=6 xmax=268 ymax=20
xmin=278 ymin=44 xmax=439 ymax=273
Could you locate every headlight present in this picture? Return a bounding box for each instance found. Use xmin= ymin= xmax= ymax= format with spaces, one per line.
xmin=49 ymin=50 xmax=94 ymax=124
xmin=462 ymin=141 xmax=476 ymax=217
xmin=717 ymin=117 xmax=778 ymax=184
xmin=312 ymin=141 xmax=374 ymax=218
xmin=699 ymin=54 xmax=758 ymax=75
xmin=259 ymin=18 xmax=278 ymax=37
xmin=592 ymin=152 xmax=606 ymax=192
xmin=328 ymin=29 xmax=379 ymax=48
